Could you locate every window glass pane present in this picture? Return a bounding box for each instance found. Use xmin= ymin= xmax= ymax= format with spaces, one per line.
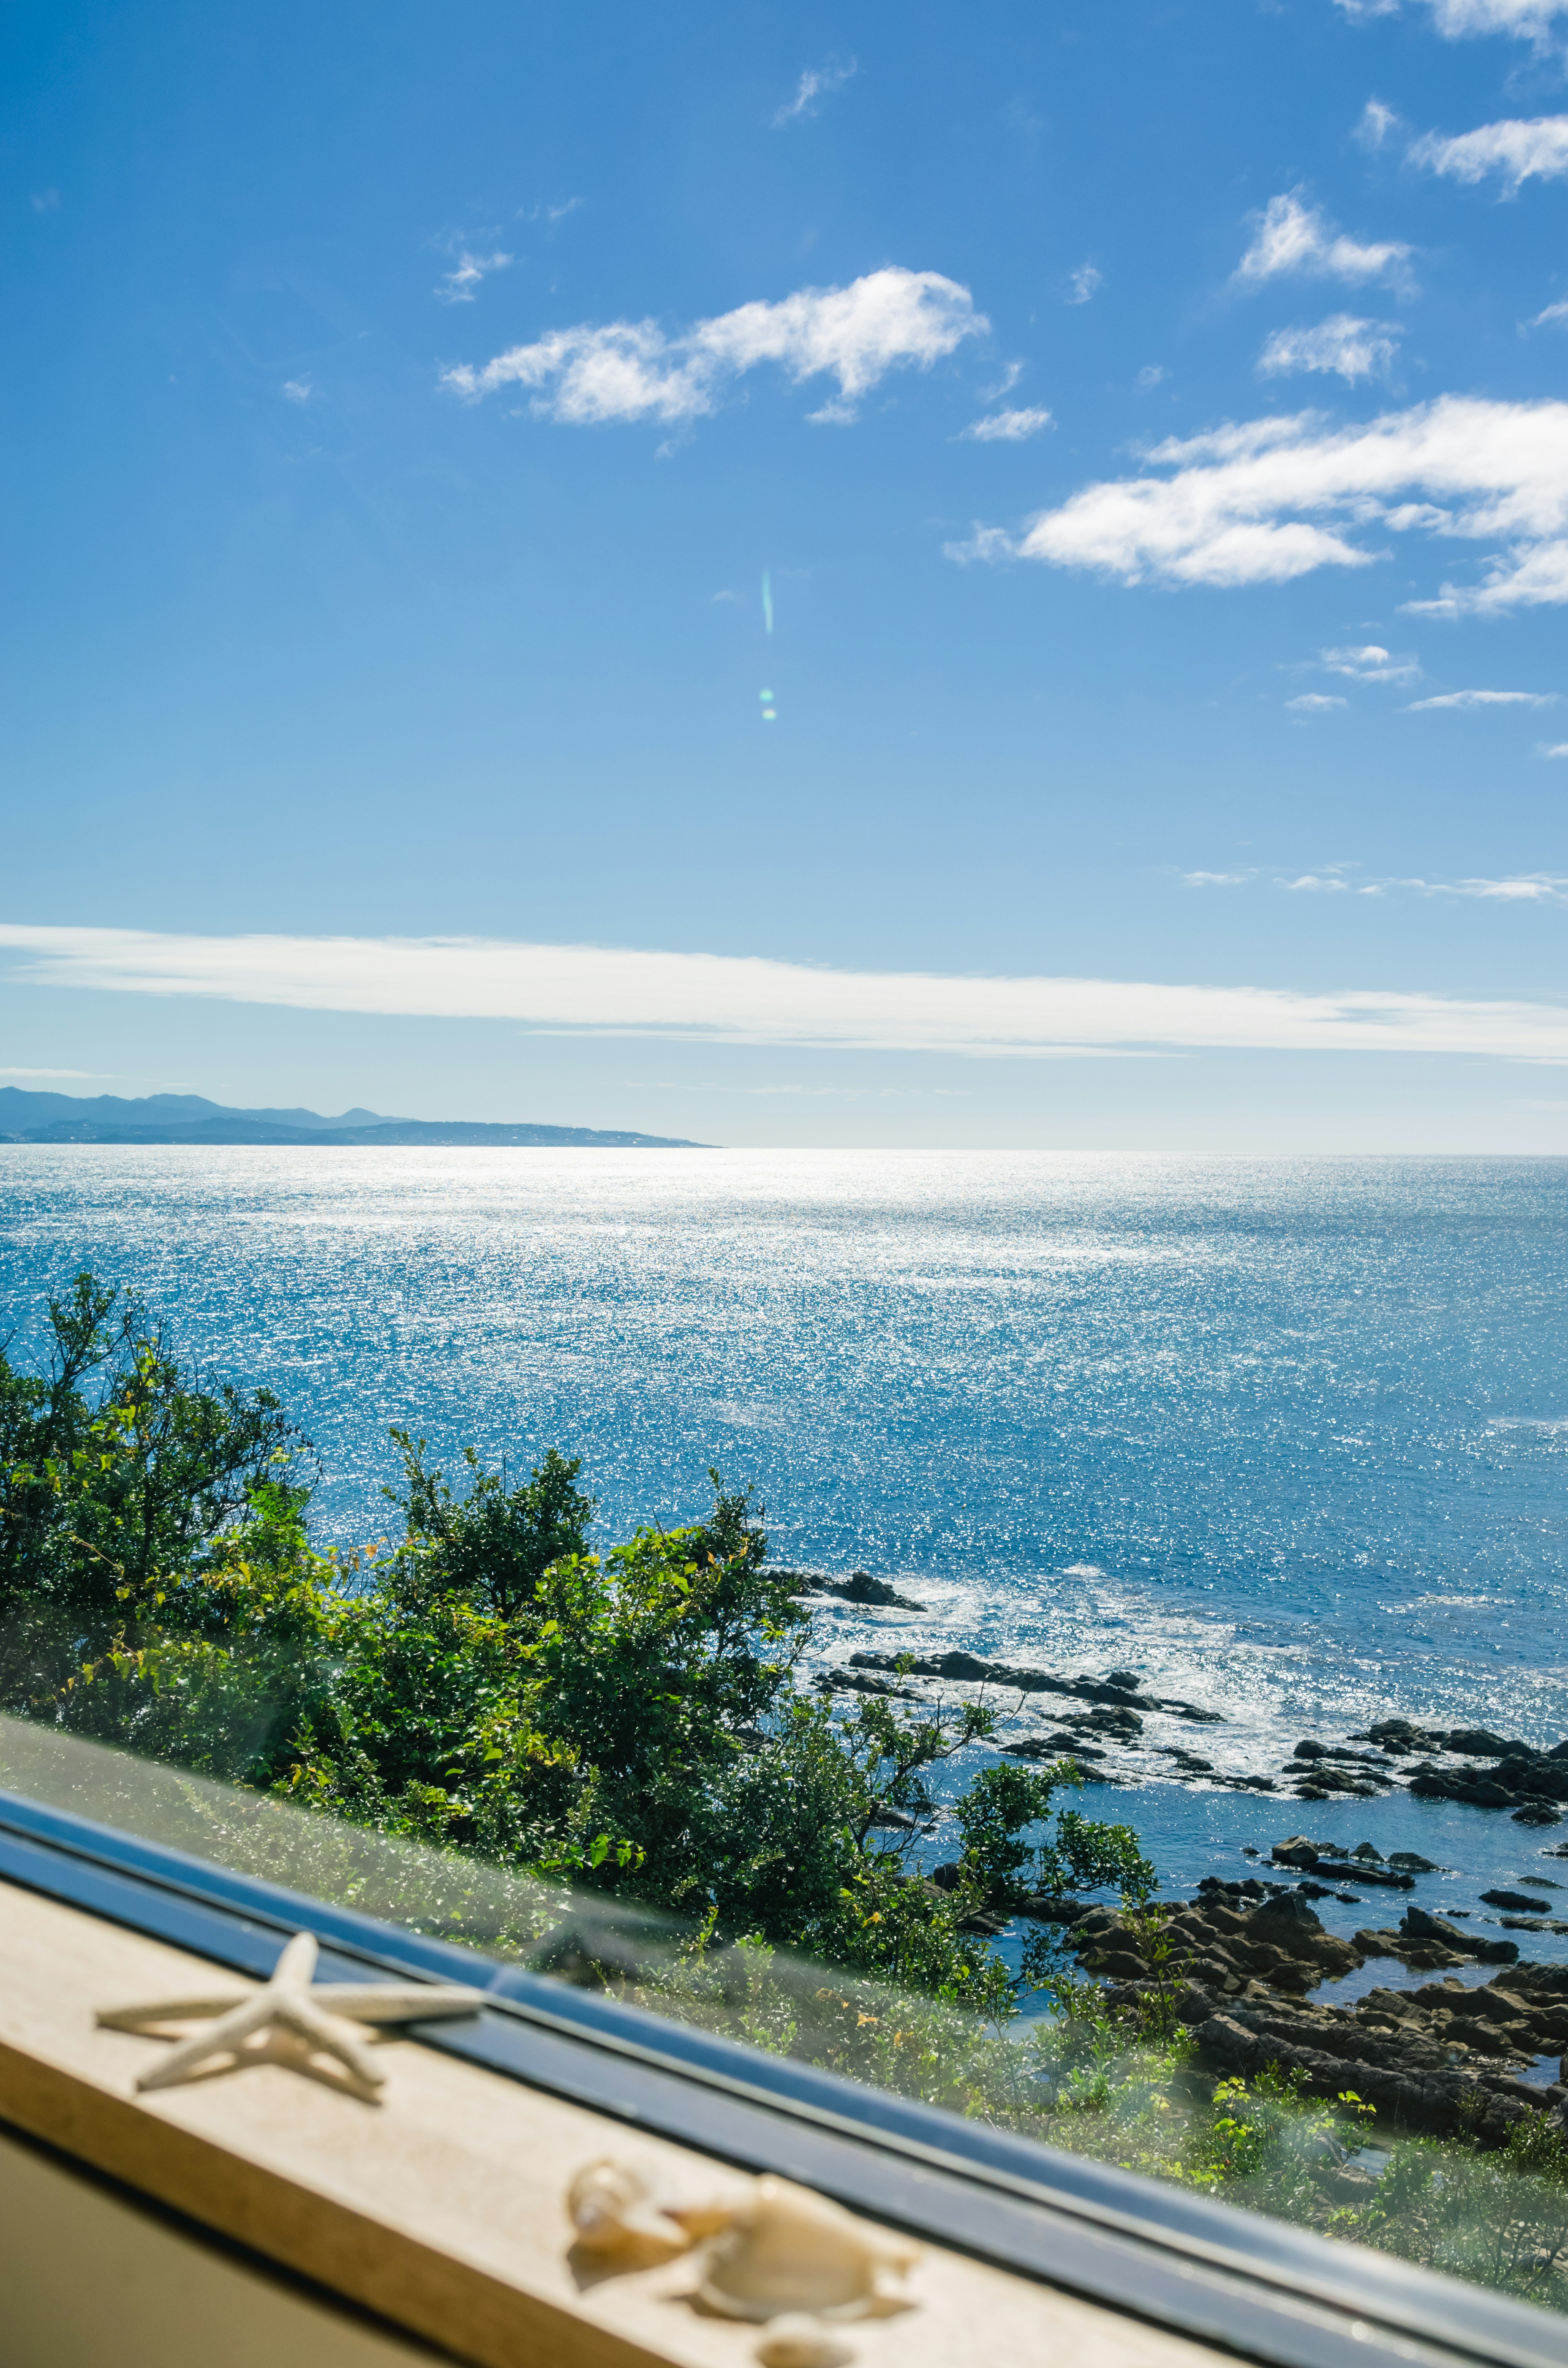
xmin=3 ymin=1220 xmax=1566 ymax=2328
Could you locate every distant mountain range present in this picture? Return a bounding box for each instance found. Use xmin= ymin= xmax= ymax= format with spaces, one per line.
xmin=0 ymin=1089 xmax=704 ymax=1149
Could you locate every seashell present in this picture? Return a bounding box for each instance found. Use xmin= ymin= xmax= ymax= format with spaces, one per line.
xmin=754 ymin=2314 xmax=856 ymax=2368
xmin=567 ymin=2160 xmax=692 ymax=2259
xmin=566 ymin=2158 xmax=742 ymax=2260
xmin=697 ymin=2176 xmax=920 ymax=2323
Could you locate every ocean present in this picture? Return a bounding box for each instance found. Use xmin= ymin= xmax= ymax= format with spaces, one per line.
xmin=4 ymin=1147 xmax=1567 ymax=1961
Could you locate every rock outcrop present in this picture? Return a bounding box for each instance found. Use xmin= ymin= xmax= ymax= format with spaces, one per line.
xmin=847 ymin=1650 xmax=1223 ymax=1723
xmin=1071 ymin=1888 xmax=1568 ymax=2144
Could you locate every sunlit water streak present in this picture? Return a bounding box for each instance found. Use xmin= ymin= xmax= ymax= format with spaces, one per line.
xmin=3 ymin=1147 xmax=1567 ymax=1942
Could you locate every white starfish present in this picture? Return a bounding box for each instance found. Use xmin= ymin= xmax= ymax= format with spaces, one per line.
xmin=97 ymin=1930 xmax=486 ymax=2100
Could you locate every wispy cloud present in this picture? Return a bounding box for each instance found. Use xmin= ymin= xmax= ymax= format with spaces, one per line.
xmin=1234 ymin=193 xmax=1413 ymax=289
xmin=1138 ymin=364 xmax=1167 ymax=388
xmin=5 ymin=923 xmax=1568 ymax=1061
xmin=961 ymin=406 xmax=1054 ymax=442
xmin=1321 ymin=642 xmax=1421 ymax=680
xmin=1541 ymin=740 xmax=1568 ymax=754
xmin=1405 ymin=686 xmax=1557 ymax=707
xmin=1529 ymin=299 xmax=1568 ymax=328
xmin=1336 ymin=0 xmax=1568 ymax=46
xmin=1355 ymin=99 xmax=1403 ymax=149
xmin=950 ymin=396 xmax=1568 ymax=611
xmin=1410 ymin=116 xmax=1568 ymax=192
xmin=0 ymin=1065 xmax=107 ymax=1078
xmin=773 ymin=58 xmax=857 ymax=126
xmin=29 ymin=188 xmax=59 ymax=213
xmin=1258 ymin=314 xmax=1401 ymax=384
xmin=281 ymin=379 xmax=312 ymax=404
xmin=441 ymin=268 xmax=987 ymax=426
xmin=1068 ymin=263 xmax=1103 ymax=304
xmin=1287 ymin=692 xmax=1349 ymax=710
xmin=1197 ymin=863 xmax=1568 ymax=901
xmin=436 ymin=248 xmax=514 ymax=305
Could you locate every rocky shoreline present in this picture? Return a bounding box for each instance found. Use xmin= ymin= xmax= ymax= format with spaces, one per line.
xmin=1017 ymin=1841 xmax=1568 ymax=2143
xmin=783 ymin=1570 xmax=1568 ymax=2141
xmin=782 ymin=1571 xmax=1568 ymax=1825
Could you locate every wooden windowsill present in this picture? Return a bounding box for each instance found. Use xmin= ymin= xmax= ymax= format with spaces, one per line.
xmin=0 ymin=1875 xmax=1227 ymax=2368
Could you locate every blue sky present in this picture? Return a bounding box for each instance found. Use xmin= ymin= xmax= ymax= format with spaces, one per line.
xmin=6 ymin=0 xmax=1568 ymax=1148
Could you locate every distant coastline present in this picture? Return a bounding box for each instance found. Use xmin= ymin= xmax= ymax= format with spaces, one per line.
xmin=0 ymin=1088 xmax=706 ymax=1150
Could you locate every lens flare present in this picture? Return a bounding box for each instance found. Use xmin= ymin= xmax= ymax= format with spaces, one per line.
xmin=761 ymin=571 xmax=773 ymax=635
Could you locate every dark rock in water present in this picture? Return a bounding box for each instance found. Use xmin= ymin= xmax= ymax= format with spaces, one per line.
xmin=1354 ymin=1717 xmax=1450 ymax=1755
xmin=1350 ymin=1843 xmax=1385 ymax=1862
xmin=1481 ymin=1888 xmax=1552 ymax=1913
xmin=1403 ymin=1905 xmax=1520 ymax=1965
xmin=1515 ymin=1805 xmax=1563 ymax=1827
xmin=815 ymin=1667 xmax=922 ymax=1701
xmin=1388 ymin=1851 xmax=1445 ymax=1873
xmin=1000 ymin=1735 xmax=1109 ymax=1773
xmin=777 ymin=1568 xmax=927 ymax=1610
xmin=1316 ymin=1862 xmax=1411 ymax=1890
xmin=1267 ymin=1837 xmax=1410 ymax=1887
xmin=1446 ymin=1728 xmax=1528 ymax=1758
xmin=848 ymin=1648 xmax=1221 ymax=1722
xmin=1016 ymin=1892 xmax=1091 ymax=1924
xmin=1055 ymin=1705 xmax=1144 ymax=1737
xmin=1158 ymin=1747 xmax=1216 ymax=1773
xmin=1294 ymin=1770 xmax=1390 ymax=1799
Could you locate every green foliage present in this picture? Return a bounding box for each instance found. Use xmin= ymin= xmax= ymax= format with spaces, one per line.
xmin=0 ymin=1274 xmax=310 ymax=1711
xmin=0 ymin=1278 xmax=1151 ymax=2019
xmin=385 ymin=1431 xmax=595 ymax=1619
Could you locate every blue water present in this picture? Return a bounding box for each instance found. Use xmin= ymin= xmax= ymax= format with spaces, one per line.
xmin=4 ymin=1147 xmax=1568 ymax=1955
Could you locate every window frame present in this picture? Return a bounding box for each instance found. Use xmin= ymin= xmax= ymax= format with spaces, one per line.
xmin=0 ymin=1781 xmax=1559 ymax=2368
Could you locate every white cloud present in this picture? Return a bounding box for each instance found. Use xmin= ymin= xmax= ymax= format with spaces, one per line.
xmin=1185 ymin=863 xmax=1568 ymax=901
xmin=441 ymin=268 xmax=987 ymax=426
xmin=1356 ymin=100 xmax=1403 ymax=149
xmin=1530 ymin=299 xmax=1568 ymax=328
xmin=1405 ymin=687 xmax=1557 ymax=707
xmin=436 ymin=248 xmax=514 ymax=304
xmin=1410 ymin=116 xmax=1568 ymax=192
xmin=1234 ymin=193 xmax=1413 ymax=288
xmin=1287 ymin=692 xmax=1350 ymax=710
xmin=961 ymin=406 xmax=1054 ymax=442
xmin=281 ymin=379 xmax=312 ymax=404
xmin=0 ymin=1065 xmax=107 ymax=1078
xmin=1321 ymin=642 xmax=1421 ymax=680
xmin=773 ymin=58 xmax=857 ymax=126
xmin=1068 ymin=263 xmax=1103 ymax=304
xmin=1138 ymin=364 xmax=1167 ymax=388
xmin=1337 ymin=0 xmax=1568 ymax=42
xmin=1258 ymin=314 xmax=1401 ymax=384
xmin=1541 ymin=740 xmax=1568 ymax=754
xmin=5 ymin=923 xmax=1568 ymax=1061
xmin=954 ymin=396 xmax=1568 ymax=610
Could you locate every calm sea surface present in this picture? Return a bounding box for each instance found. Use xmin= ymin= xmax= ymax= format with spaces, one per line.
xmin=5 ymin=1148 xmax=1568 ymax=1945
